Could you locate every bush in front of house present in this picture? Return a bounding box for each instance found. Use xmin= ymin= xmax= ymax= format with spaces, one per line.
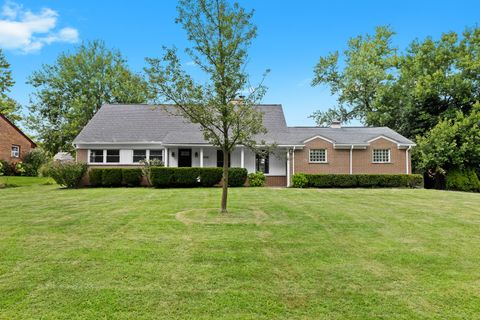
xmin=101 ymin=169 xmax=123 ymax=187
xmin=122 ymin=169 xmax=143 ymax=187
xmin=292 ymin=173 xmax=308 ymax=188
xmin=0 ymin=160 xmax=14 ymax=176
xmin=199 ymin=167 xmax=223 ymax=187
xmin=173 ymin=168 xmax=201 ymax=187
xmin=446 ymin=169 xmax=480 ymax=192
xmin=298 ymin=174 xmax=423 ymax=188
xmin=88 ymin=169 xmax=103 ymax=186
xmin=228 ymin=168 xmax=248 ymax=187
xmin=150 ymin=167 xmax=177 ymax=187
xmin=43 ymin=162 xmax=87 ymax=188
xmin=23 ymin=149 xmax=50 ymax=176
xmin=248 ymin=172 xmax=266 ymax=187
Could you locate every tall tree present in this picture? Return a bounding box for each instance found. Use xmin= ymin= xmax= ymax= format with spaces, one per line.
xmin=0 ymin=49 xmax=22 ymax=123
xmin=27 ymin=40 xmax=150 ymax=154
xmin=310 ymin=26 xmax=397 ymax=126
xmin=311 ymin=26 xmax=480 ymax=141
xmin=375 ymin=28 xmax=480 ymax=139
xmin=146 ymin=0 xmax=269 ymax=213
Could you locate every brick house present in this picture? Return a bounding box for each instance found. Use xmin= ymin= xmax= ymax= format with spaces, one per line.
xmin=0 ymin=114 xmax=36 ymax=162
xmin=73 ymin=104 xmax=415 ymax=186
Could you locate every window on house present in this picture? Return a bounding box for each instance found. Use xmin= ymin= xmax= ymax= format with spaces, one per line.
xmin=255 ymin=152 xmax=269 ymax=174
xmin=89 ymin=150 xmax=104 ymax=163
xmin=309 ymin=149 xmax=327 ymax=163
xmin=373 ymin=149 xmax=390 ymax=163
xmin=133 ymin=150 xmax=147 ymax=163
xmin=106 ymin=150 xmax=120 ymax=163
xmin=216 ymin=150 xmax=231 ymax=168
xmin=11 ymin=145 xmax=20 ymax=158
xmin=149 ymin=149 xmax=163 ymax=162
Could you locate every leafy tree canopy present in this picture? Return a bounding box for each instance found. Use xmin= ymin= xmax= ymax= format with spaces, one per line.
xmin=0 ymin=49 xmax=22 ymax=123
xmin=311 ymin=26 xmax=480 ymax=140
xmin=415 ymin=102 xmax=480 ymax=174
xmin=27 ymin=40 xmax=150 ymax=154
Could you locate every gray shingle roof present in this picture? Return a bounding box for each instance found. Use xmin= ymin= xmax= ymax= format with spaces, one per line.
xmin=278 ymin=127 xmax=415 ymax=145
xmin=73 ymin=104 xmax=415 ymax=146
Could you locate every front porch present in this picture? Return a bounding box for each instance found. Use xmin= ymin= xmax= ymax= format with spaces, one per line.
xmin=164 ymin=145 xmax=289 ymax=186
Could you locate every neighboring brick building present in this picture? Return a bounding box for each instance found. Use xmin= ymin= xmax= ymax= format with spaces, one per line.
xmin=73 ymin=104 xmax=415 ymax=187
xmin=0 ymin=114 xmax=37 ymax=162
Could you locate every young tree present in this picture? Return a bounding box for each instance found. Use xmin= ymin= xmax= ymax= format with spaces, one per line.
xmin=27 ymin=40 xmax=150 ymax=154
xmin=0 ymin=49 xmax=22 ymax=123
xmin=145 ymin=0 xmax=269 ymax=213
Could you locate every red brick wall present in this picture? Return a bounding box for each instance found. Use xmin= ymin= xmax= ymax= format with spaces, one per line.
xmin=76 ymin=149 xmax=88 ymax=163
xmin=0 ymin=115 xmax=35 ymax=162
xmin=294 ymin=138 xmax=350 ymax=174
xmin=265 ymin=176 xmax=287 ymax=187
xmin=352 ymin=138 xmax=408 ymax=174
xmin=292 ymin=137 xmax=410 ymax=176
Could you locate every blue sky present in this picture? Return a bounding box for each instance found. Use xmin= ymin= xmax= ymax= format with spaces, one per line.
xmin=1 ymin=0 xmax=479 ymax=126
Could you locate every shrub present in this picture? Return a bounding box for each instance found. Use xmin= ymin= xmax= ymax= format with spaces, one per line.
xmin=304 ymin=174 xmax=423 ymax=188
xmin=151 ymin=167 xmax=176 ymax=187
xmin=446 ymin=169 xmax=480 ymax=192
xmin=228 ymin=167 xmax=247 ymax=187
xmin=248 ymin=172 xmax=266 ymax=187
xmin=173 ymin=168 xmax=200 ymax=187
xmin=43 ymin=162 xmax=87 ymax=188
xmin=101 ymin=169 xmax=123 ymax=187
xmin=292 ymin=173 xmax=308 ymax=188
xmin=199 ymin=167 xmax=223 ymax=187
xmin=0 ymin=160 xmax=14 ymax=176
xmin=23 ymin=149 xmax=50 ymax=176
xmin=14 ymin=162 xmax=27 ymax=176
xmin=140 ymin=159 xmax=164 ymax=185
xmin=88 ymin=169 xmax=104 ymax=187
xmin=122 ymin=169 xmax=143 ymax=187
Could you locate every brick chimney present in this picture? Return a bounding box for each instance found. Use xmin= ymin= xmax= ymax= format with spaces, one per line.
xmin=231 ymin=95 xmax=245 ymax=105
xmin=330 ymin=120 xmax=342 ymax=128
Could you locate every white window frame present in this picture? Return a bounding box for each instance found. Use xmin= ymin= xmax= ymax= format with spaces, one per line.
xmin=132 ymin=149 xmax=148 ymax=163
xmin=88 ymin=149 xmax=106 ymax=164
xmin=309 ymin=149 xmax=327 ymax=163
xmin=105 ymin=149 xmax=120 ymax=163
xmin=11 ymin=145 xmax=20 ymax=158
xmin=149 ymin=149 xmax=163 ymax=162
xmin=372 ymin=149 xmax=391 ymax=163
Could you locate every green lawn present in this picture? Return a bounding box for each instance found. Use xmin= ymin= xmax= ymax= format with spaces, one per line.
xmin=1 ymin=180 xmax=480 ymax=319
xmin=0 ymin=176 xmax=55 ymax=187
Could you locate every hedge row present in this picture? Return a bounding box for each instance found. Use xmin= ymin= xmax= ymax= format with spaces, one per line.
xmin=292 ymin=173 xmax=423 ymax=188
xmin=89 ymin=168 xmax=143 ymax=187
xmin=150 ymin=167 xmax=247 ymax=188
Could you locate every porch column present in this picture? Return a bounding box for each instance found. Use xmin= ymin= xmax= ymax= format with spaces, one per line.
xmin=200 ymin=148 xmax=204 ymax=167
xmin=165 ymin=148 xmax=169 ymax=167
xmin=286 ymin=149 xmax=291 ymax=187
xmin=349 ymin=145 xmax=353 ymax=174
xmin=240 ymin=147 xmax=245 ymax=168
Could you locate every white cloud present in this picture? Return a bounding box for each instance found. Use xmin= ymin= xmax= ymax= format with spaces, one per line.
xmin=0 ymin=1 xmax=79 ymax=53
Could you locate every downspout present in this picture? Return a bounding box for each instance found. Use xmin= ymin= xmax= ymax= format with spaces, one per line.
xmin=292 ymin=146 xmax=296 ymax=176
xmin=406 ymin=146 xmax=412 ymax=174
xmin=349 ymin=145 xmax=353 ymax=175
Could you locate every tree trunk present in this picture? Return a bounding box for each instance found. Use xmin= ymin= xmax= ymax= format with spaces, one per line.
xmin=221 ymin=149 xmax=229 ymax=213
